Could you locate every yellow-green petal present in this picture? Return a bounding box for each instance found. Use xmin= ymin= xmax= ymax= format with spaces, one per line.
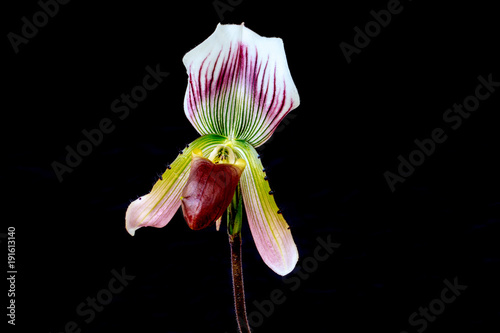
xmin=232 ymin=140 xmax=298 ymax=275
xmin=125 ymin=134 xmax=227 ymax=236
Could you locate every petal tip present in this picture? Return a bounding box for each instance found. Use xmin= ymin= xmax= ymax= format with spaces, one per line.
xmin=126 ymin=226 xmax=137 ymax=237
xmin=125 ymin=198 xmax=143 ymax=236
xmin=271 ymin=241 xmax=299 ymax=276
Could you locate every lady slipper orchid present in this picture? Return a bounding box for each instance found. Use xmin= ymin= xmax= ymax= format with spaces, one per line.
xmin=125 ymin=23 xmax=300 ymax=276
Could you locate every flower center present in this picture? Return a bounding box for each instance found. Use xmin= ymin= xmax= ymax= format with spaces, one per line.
xmin=208 ymin=144 xmax=236 ymax=164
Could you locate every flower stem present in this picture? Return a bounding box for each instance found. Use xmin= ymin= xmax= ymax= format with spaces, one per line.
xmin=229 ymin=232 xmax=251 ymax=333
xmin=228 ymin=184 xmax=251 ymax=332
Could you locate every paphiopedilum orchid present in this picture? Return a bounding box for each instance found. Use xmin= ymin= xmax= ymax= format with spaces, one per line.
xmin=125 ymin=23 xmax=300 ymax=276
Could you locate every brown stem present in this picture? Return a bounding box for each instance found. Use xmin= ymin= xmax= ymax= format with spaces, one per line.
xmin=229 ymin=232 xmax=251 ymax=333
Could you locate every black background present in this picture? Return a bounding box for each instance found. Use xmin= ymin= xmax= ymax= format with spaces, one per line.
xmin=3 ymin=0 xmax=500 ymax=332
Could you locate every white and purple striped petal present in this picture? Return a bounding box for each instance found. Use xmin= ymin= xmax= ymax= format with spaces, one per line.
xmin=183 ymin=23 xmax=300 ymax=147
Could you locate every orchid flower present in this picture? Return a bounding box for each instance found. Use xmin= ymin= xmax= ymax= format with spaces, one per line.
xmin=125 ymin=23 xmax=300 ymax=276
